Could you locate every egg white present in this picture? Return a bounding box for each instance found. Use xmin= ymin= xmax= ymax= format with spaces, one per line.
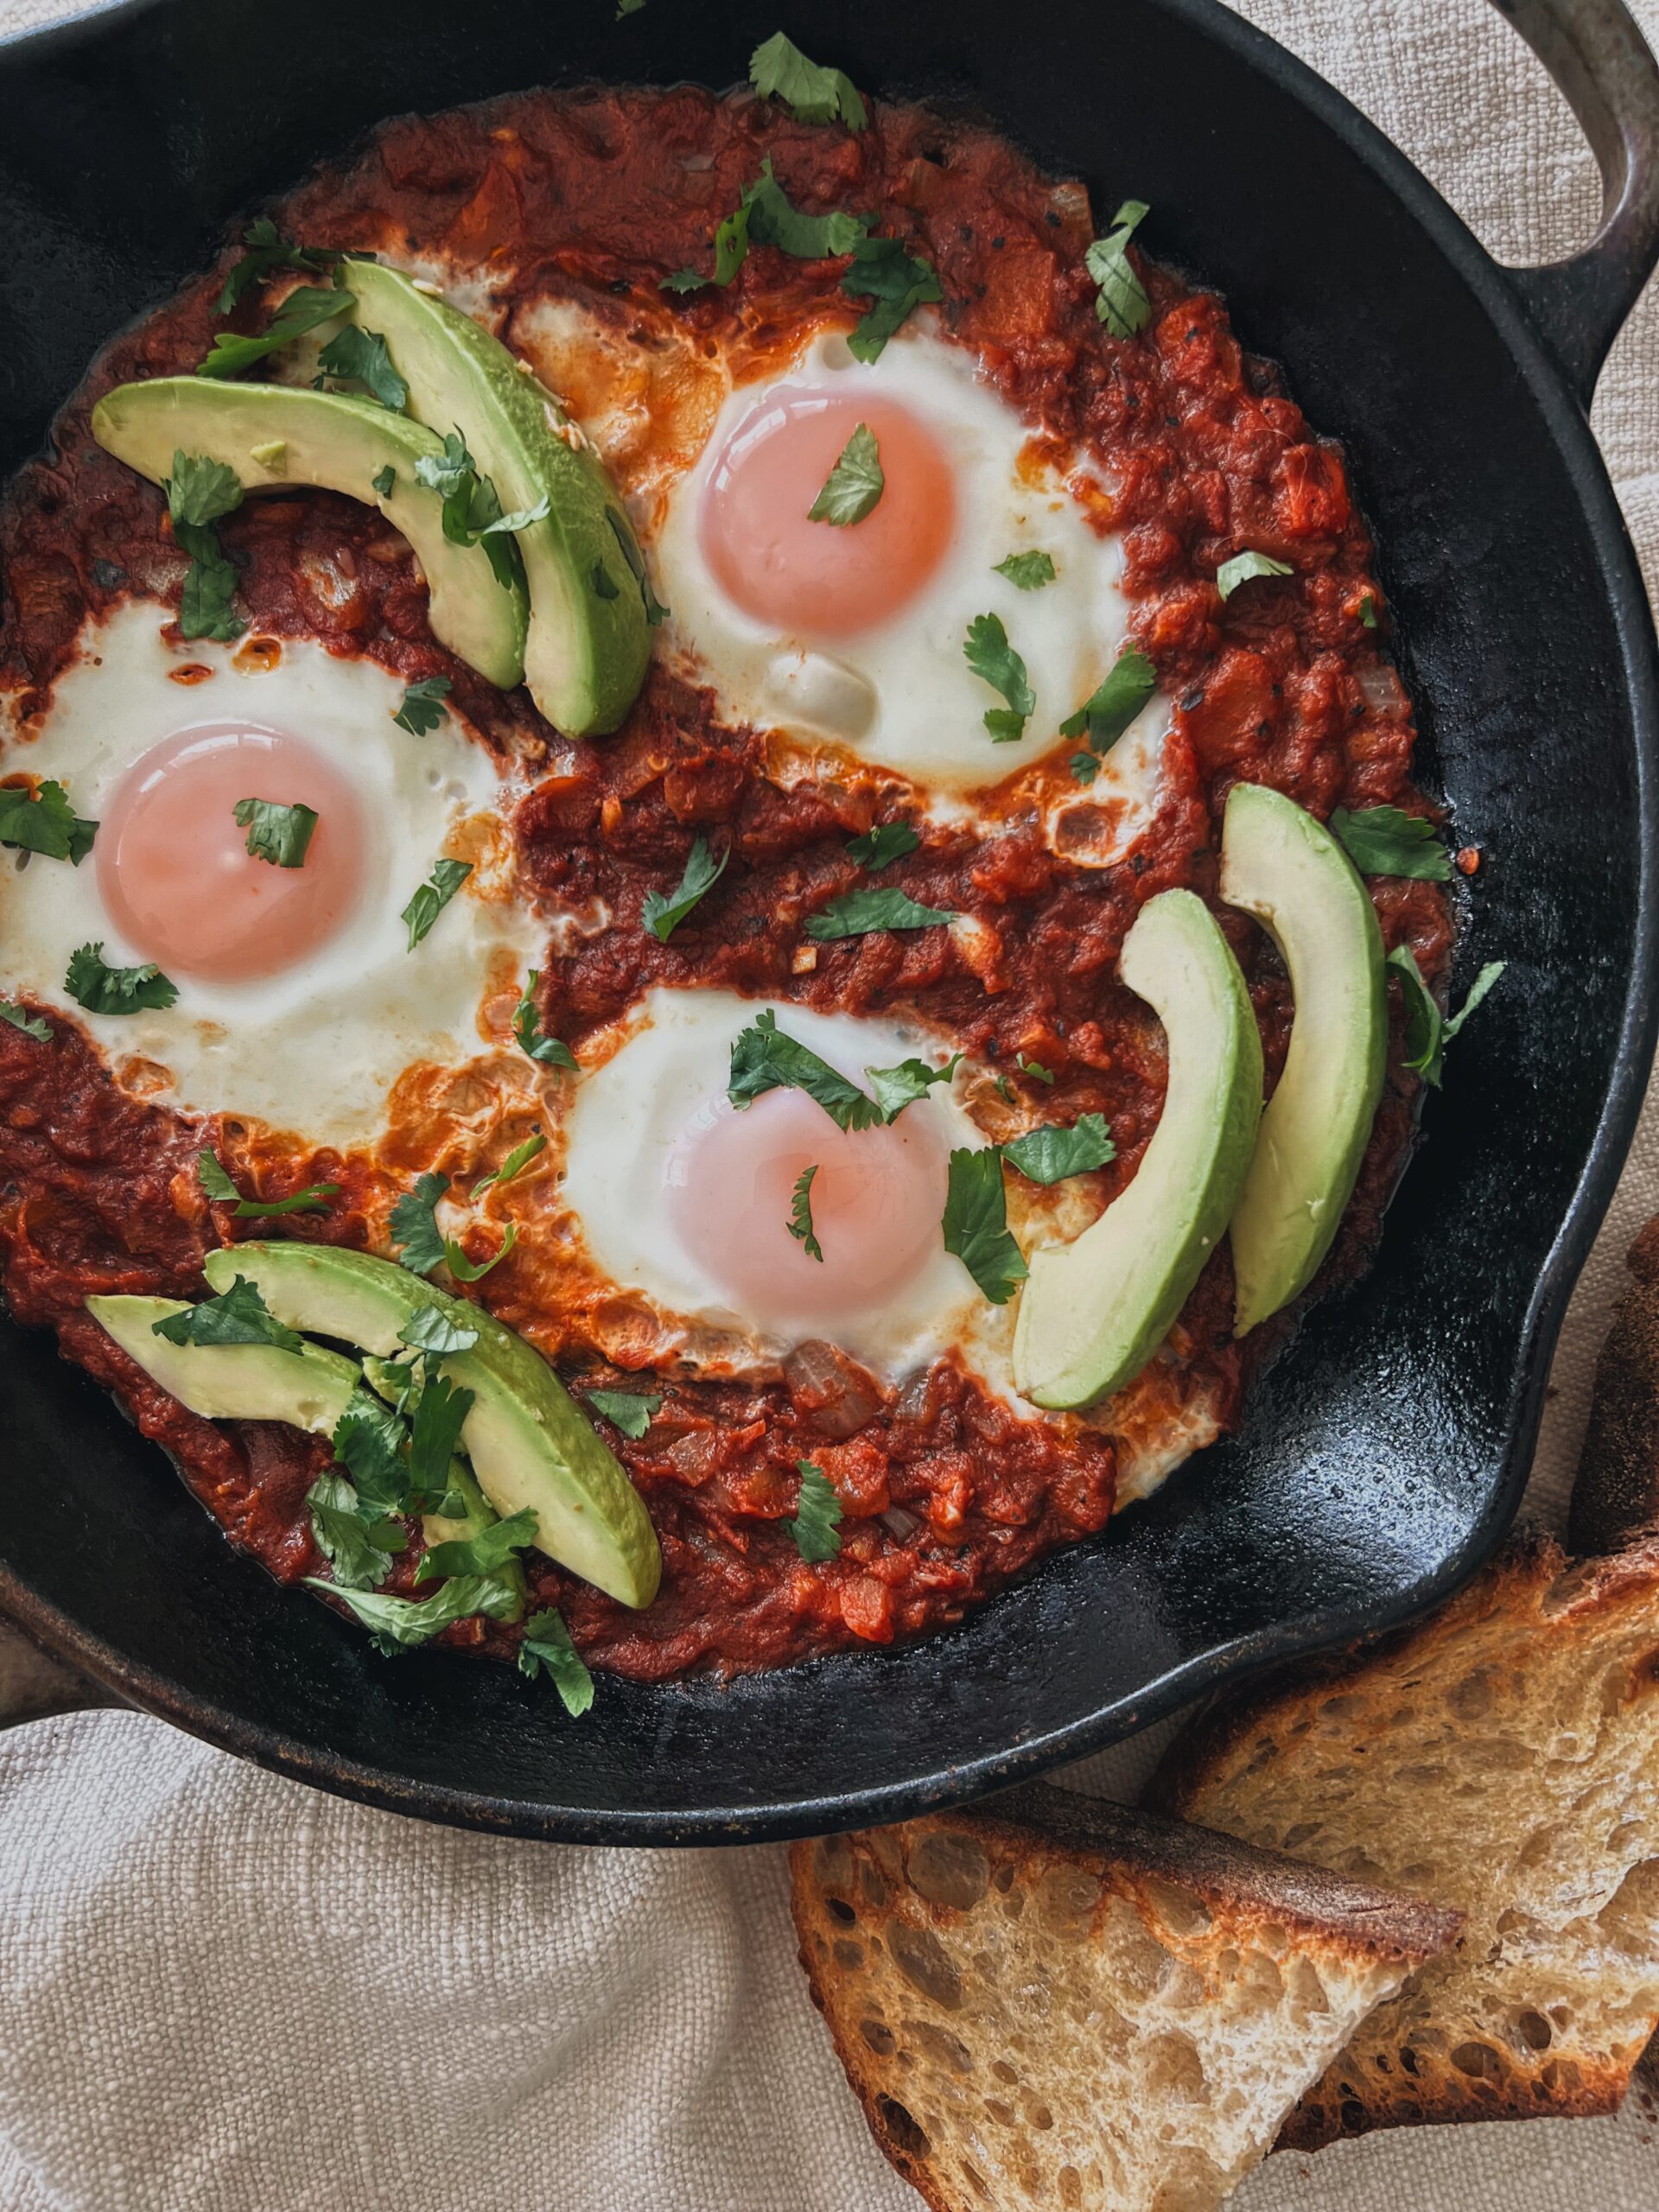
xmin=0 ymin=601 xmax=540 ymax=1147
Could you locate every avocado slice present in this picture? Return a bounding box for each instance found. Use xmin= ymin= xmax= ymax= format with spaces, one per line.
xmin=200 ymin=1243 xmax=660 ymax=1608
xmin=340 ymin=260 xmax=653 ymax=737
xmin=1220 ymin=783 xmax=1388 ymax=1335
xmin=1012 ymin=890 xmax=1264 ymax=1411
xmin=86 ymin=1293 xmax=358 ymax=1431
xmin=89 ymin=378 xmax=528 ymax=688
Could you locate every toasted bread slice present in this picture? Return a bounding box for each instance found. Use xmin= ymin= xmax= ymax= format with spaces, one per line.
xmin=1569 ymin=1216 xmax=1659 ymax=1554
xmin=790 ymin=1783 xmax=1459 ymax=2212
xmin=1152 ymin=1532 xmax=1659 ymax=2148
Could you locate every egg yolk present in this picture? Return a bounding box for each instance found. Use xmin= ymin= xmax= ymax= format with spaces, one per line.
xmin=666 ymin=1084 xmax=950 ymax=1329
xmin=699 ymin=385 xmax=955 ymax=639
xmin=96 ymin=722 xmax=365 ymax=982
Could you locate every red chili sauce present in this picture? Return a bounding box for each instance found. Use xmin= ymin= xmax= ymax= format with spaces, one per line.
xmin=0 ymin=87 xmax=1450 ymax=1681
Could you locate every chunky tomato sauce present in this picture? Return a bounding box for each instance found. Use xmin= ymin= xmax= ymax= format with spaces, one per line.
xmin=0 ymin=86 xmax=1450 ymax=1681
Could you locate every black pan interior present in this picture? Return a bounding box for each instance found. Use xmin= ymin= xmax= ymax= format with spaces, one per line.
xmin=0 ymin=0 xmax=1653 ymax=1841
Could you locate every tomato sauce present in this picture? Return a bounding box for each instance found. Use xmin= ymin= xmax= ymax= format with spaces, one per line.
xmin=0 ymin=86 xmax=1450 ymax=1681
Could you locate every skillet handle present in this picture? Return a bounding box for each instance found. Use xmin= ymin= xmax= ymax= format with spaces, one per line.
xmin=1489 ymin=0 xmax=1659 ymax=404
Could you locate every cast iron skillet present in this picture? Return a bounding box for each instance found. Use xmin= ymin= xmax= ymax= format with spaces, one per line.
xmin=0 ymin=0 xmax=1656 ymax=1843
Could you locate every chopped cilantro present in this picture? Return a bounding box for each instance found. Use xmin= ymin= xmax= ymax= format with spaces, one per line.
xmin=1359 ymin=591 xmax=1379 ymax=629
xmin=331 ymin=1386 xmax=410 ymax=1514
xmin=749 ymin=31 xmax=867 ymax=129
xmin=804 ymin=886 xmax=958 ymax=940
xmin=842 ymin=234 xmax=943 ymax=362
xmin=64 ymin=942 xmax=178 ymax=1017
xmin=1060 ymin=645 xmax=1157 ymax=756
xmin=728 ymin=1007 xmax=881 ymax=1131
xmin=416 ymin=1505 xmax=538 ymax=1585
xmin=1388 ymin=946 xmax=1505 ymax=1088
xmin=1331 ymin=805 xmax=1452 ymax=882
xmin=518 ymin=1606 xmax=595 ymax=1714
xmin=963 ymin=612 xmax=1034 ymax=741
xmin=198 ymin=283 xmax=350 ymax=379
xmin=642 ymin=835 xmax=728 ymax=942
xmin=846 ymin=821 xmax=919 ymax=870
xmin=442 ymin=1224 xmax=518 ymax=1283
xmin=1001 ymin=1114 xmax=1116 ymax=1185
xmin=413 ymin=430 xmax=547 ymax=591
xmin=151 ymin=1274 xmax=304 ymax=1351
xmin=942 ymin=1147 xmax=1027 ymax=1304
xmin=372 ymin=463 xmax=397 ymax=499
xmin=788 ymin=1163 xmax=823 ymax=1262
xmin=807 ymin=421 xmax=884 ymax=525
xmin=164 ymin=449 xmax=245 ymax=642
xmin=315 ymin=323 xmax=408 ymax=410
xmin=406 ymin=1370 xmax=476 ymax=1510
xmin=306 ymin=1469 xmax=404 ymax=1592
xmin=662 ymin=158 xmax=868 ymax=293
xmin=167 ymin=450 xmax=243 ymax=530
xmin=995 ymin=550 xmax=1057 ymax=591
xmin=865 ymin=1054 xmax=961 ymax=1123
xmin=398 ymin=1303 xmax=480 ymax=1357
xmin=605 ymin=506 xmax=670 ymax=626
xmin=392 ymin=676 xmax=451 ymax=735
xmin=232 ymin=796 xmax=317 ymax=868
xmin=197 ymin=1150 xmax=339 ymax=1216
xmin=303 ymin=1573 xmax=519 ymax=1654
xmin=0 ymin=1000 xmax=51 ymax=1042
xmin=512 ymin=971 xmax=581 ymax=1071
xmin=390 ymin=1172 xmax=450 ymax=1277
xmin=1016 ymin=1054 xmax=1055 ymax=1084
xmin=1085 ymin=199 xmax=1151 ymax=338
xmin=1216 ymin=550 xmax=1293 ymax=600
xmin=584 ymin=1389 xmax=662 ymax=1440
xmin=215 ymin=219 xmax=342 ymax=316
xmin=0 ymin=779 xmax=97 ymax=864
xmin=402 ymin=856 xmax=472 ymax=950
xmin=785 ymin=1462 xmax=843 ymax=1562
xmin=472 ymin=1131 xmax=546 ymax=1196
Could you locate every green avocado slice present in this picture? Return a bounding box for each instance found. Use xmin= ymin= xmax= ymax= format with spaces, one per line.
xmin=1012 ymin=890 xmax=1264 ymax=1411
xmin=1220 ymin=782 xmax=1388 ymax=1335
xmin=201 ymin=1243 xmax=660 ymax=1609
xmin=86 ymin=1292 xmax=359 ymax=1431
xmin=89 ymin=377 xmax=528 ymax=688
xmin=340 ymin=259 xmax=653 ymax=738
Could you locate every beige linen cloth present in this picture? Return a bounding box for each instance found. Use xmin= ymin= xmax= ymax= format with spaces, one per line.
xmin=5 ymin=2 xmax=1659 ymax=2206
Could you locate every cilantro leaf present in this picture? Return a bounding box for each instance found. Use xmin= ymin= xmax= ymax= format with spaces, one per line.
xmin=1085 ymin=198 xmax=1151 ymax=338
xmin=749 ymin=31 xmax=867 ymax=129
xmin=372 ymin=463 xmax=397 ymax=499
xmin=517 ymin=1607 xmax=595 ymax=1713
xmin=661 ymin=268 xmax=711 ymax=295
xmin=406 ymin=1368 xmax=475 ymax=1510
xmin=151 ymin=1274 xmax=304 ymax=1351
xmin=64 ymin=942 xmax=178 ymax=1017
xmin=807 ymin=421 xmax=884 ymax=525
xmin=197 ymin=283 xmax=351 ymax=379
xmin=1017 ymin=1053 xmax=1055 ymax=1084
xmin=1069 ymin=752 xmax=1101 ymax=785
xmin=842 ymin=234 xmax=943 ymax=363
xmin=512 ymin=970 xmax=580 ymax=1071
xmin=605 ymin=506 xmax=670 ymax=626
xmin=215 ymin=219 xmax=342 ymax=316
xmin=728 ymin=1007 xmax=881 ymax=1132
xmin=1001 ymin=1114 xmax=1116 ymax=1185
xmin=332 ymin=1386 xmax=410 ymax=1514
xmin=963 ymin=612 xmax=1034 ymax=741
xmin=164 ymin=450 xmax=246 ymax=641
xmin=398 ymin=1303 xmax=480 ymax=1357
xmin=785 ymin=1461 xmax=842 ymax=1562
xmin=865 ymin=1053 xmax=961 ymax=1123
xmin=232 ymin=796 xmax=317 ymax=868
xmin=412 ymin=432 xmax=544 ymax=590
xmin=0 ymin=1000 xmax=51 ymax=1042
xmin=303 ymin=1573 xmax=519 ymax=1653
xmin=846 ymin=821 xmax=919 ymax=870
xmin=804 ymin=887 xmax=958 ymax=940
xmin=1216 ymin=550 xmax=1293 ymax=600
xmin=315 ymin=323 xmax=408 ymax=410
xmin=0 ymin=779 xmax=97 ymax=864
xmin=306 ymin=1469 xmax=404 ymax=1592
xmin=392 ymin=675 xmax=451 ymax=735
xmin=642 ymin=835 xmax=728 ymax=942
xmin=590 ymin=561 xmax=620 ymax=600
xmin=390 ymin=1170 xmax=449 ymax=1276
xmin=166 ymin=450 xmax=244 ymax=530
xmin=585 ymin=1388 xmax=662 ymax=1440
xmin=1059 ymin=645 xmax=1157 ymax=753
xmin=788 ymin=1163 xmax=823 ymax=1262
xmin=942 ymin=1147 xmax=1027 ymax=1304
xmin=402 ymin=857 xmax=472 ymax=950
xmin=472 ymin=1131 xmax=545 ymax=1196
xmin=1359 ymin=591 xmax=1380 ymax=630
xmin=1331 ymin=804 xmax=1452 ymax=882
xmin=197 ymin=1149 xmax=339 ymax=1216
xmin=995 ymin=550 xmax=1057 ymax=590
xmin=442 ymin=1224 xmax=518 ymax=1283
xmin=1388 ymin=945 xmax=1505 ymax=1088
xmin=416 ymin=1504 xmax=537 ymax=1585
xmin=746 ymin=157 xmax=869 ymax=259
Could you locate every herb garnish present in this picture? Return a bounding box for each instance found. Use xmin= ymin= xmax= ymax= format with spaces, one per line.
xmin=398 ymin=1303 xmax=480 ymax=1359
xmin=414 ymin=430 xmax=548 ymax=592
xmin=1359 ymin=591 xmax=1379 ymax=630
xmin=472 ymin=1131 xmax=546 ymax=1196
xmin=197 ymin=1150 xmax=340 ymax=1216
xmin=65 ymin=943 xmax=178 ymax=1017
xmin=785 ymin=1462 xmax=843 ymax=1561
xmin=662 ymin=157 xmax=868 ymax=292
xmin=842 ymin=235 xmax=943 ymax=362
xmin=1086 ymin=200 xmax=1151 ymax=338
xmin=1331 ymin=805 xmax=1452 ymax=882
xmin=304 ymin=1573 xmax=519 ymax=1655
xmin=1001 ymin=1114 xmax=1116 ymax=1185
xmin=232 ymin=797 xmax=317 ymax=868
xmin=314 ymin=324 xmax=408 ymax=410
xmin=804 ymin=887 xmax=958 ymax=941
xmin=0 ymin=780 xmax=97 ymax=864
xmin=198 ymin=283 xmax=350 ymax=380
xmin=642 ymin=836 xmax=728 ymax=942
xmin=164 ymin=449 xmax=245 ymax=642
xmin=332 ymin=1387 xmax=410 ymax=1513
xmin=151 ymin=1274 xmax=303 ymax=1351
xmin=1062 ymin=645 xmax=1157 ymax=779
xmin=406 ymin=1368 xmax=478 ymax=1510
xmin=585 ymin=1389 xmax=663 ymax=1440
xmin=750 ymin=30 xmax=867 ymax=129
xmin=963 ymin=612 xmax=1034 ymax=741
xmin=729 ymin=1008 xmax=882 ymax=1131
xmin=306 ymin=1469 xmax=404 ymax=1592
xmin=788 ymin=1164 xmax=823 ymax=1262
xmin=372 ymin=463 xmax=397 ymax=499
xmin=215 ymin=219 xmax=342 ymax=316
xmin=1016 ymin=1054 xmax=1055 ymax=1084
xmin=390 ymin=1171 xmax=449 ymax=1276
xmin=941 ymin=1147 xmax=1027 ymax=1304
xmin=808 ymin=422 xmax=884 ymax=524
xmin=1388 ymin=946 xmax=1505 ymax=1088
xmin=605 ymin=508 xmax=670 ymax=627
xmin=591 ymin=562 xmax=620 ymax=600
xmin=865 ymin=1054 xmax=961 ymax=1122
xmin=847 ymin=821 xmax=919 ymax=870
xmin=402 ymin=856 xmax=472 ymax=950
xmin=416 ymin=1506 xmax=538 ymax=1586
xmin=995 ymin=550 xmax=1056 ymax=591
xmin=512 ymin=971 xmax=581 ymax=1071
xmin=392 ymin=675 xmax=452 ymax=735
xmin=442 ymin=1225 xmax=518 ymax=1284
xmin=518 ymin=1606 xmax=596 ymax=1713
xmin=1216 ymin=550 xmax=1293 ymax=600
xmin=0 ymin=1001 xmax=51 ymax=1042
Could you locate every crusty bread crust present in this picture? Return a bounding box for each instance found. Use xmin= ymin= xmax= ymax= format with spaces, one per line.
xmin=1569 ymin=1216 xmax=1659 ymax=1553
xmin=1152 ymin=1532 xmax=1659 ymax=2150
xmin=791 ymin=1788 xmax=1459 ymax=2212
